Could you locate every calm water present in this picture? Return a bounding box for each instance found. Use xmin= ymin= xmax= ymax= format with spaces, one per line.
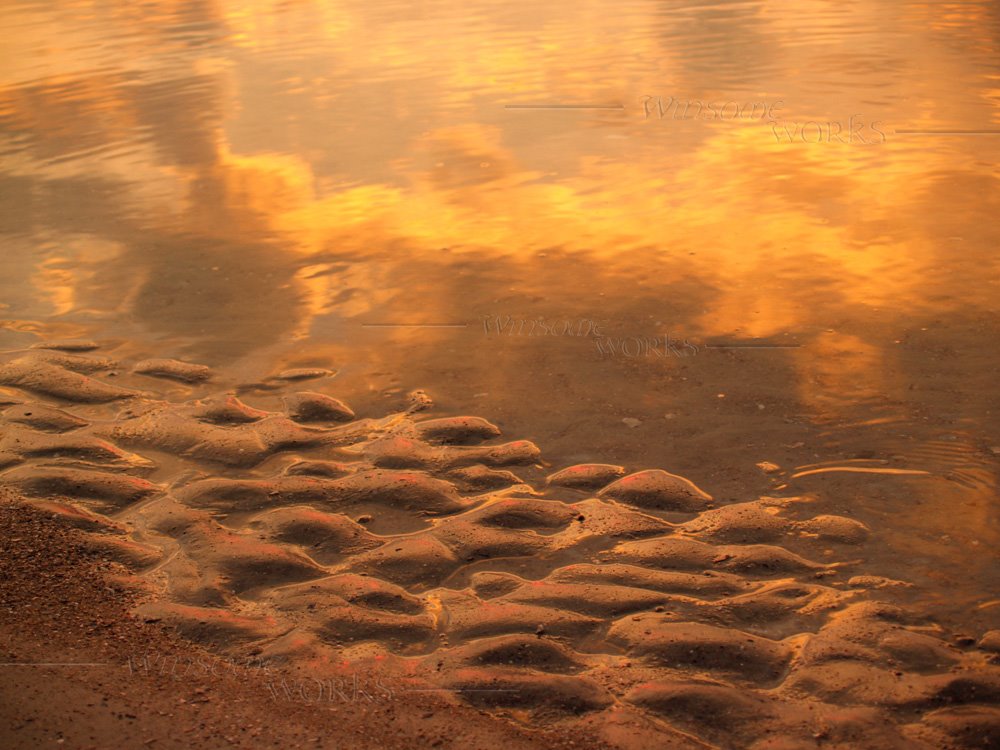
xmin=1 ymin=0 xmax=998 ymax=631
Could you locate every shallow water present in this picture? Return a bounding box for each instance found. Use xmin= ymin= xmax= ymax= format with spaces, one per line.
xmin=1 ymin=0 xmax=999 ymax=690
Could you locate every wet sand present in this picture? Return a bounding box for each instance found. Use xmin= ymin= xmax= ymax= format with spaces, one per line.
xmin=0 ymin=344 xmax=998 ymax=749
xmin=0 ymin=497 xmax=603 ymax=750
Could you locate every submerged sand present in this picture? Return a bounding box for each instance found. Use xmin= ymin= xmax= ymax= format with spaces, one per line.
xmin=0 ymin=342 xmax=998 ymax=749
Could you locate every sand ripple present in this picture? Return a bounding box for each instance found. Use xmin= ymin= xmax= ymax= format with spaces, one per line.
xmin=1 ymin=344 xmax=997 ymax=749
